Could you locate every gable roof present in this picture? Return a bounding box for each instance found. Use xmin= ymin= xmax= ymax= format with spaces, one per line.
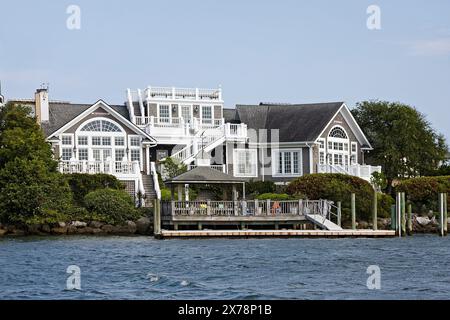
xmin=41 ymin=102 xmax=130 ymax=137
xmin=226 ymin=102 xmax=344 ymax=142
xmin=45 ymin=100 xmax=155 ymax=144
xmin=165 ymin=166 xmax=244 ymax=184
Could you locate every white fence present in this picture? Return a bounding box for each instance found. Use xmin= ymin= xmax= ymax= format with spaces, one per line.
xmin=59 ymin=160 xmax=140 ymax=176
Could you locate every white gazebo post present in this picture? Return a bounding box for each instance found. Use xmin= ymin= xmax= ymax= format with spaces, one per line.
xmin=145 ymin=145 xmax=150 ymax=175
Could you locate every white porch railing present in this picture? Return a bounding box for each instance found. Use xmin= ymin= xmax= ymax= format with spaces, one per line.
xmin=143 ymin=86 xmax=222 ymax=101
xmin=187 ymin=164 xmax=226 ymax=173
xmin=151 ymin=161 xmax=161 ymax=200
xmin=317 ymin=164 xmax=382 ymax=181
xmin=59 ymin=160 xmax=141 ymax=176
xmin=163 ymin=199 xmax=332 ymax=217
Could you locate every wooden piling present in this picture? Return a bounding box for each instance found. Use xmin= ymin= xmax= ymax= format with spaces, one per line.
xmin=407 ymin=203 xmax=413 ymax=235
xmin=444 ymin=193 xmax=448 ymax=236
xmin=351 ymin=193 xmax=356 ymax=230
xmin=372 ymin=191 xmax=378 ymax=231
xmin=439 ymin=193 xmax=445 ymax=237
xmin=153 ymin=199 xmax=161 ymax=237
xmin=390 ymin=204 xmax=396 ymax=231
xmin=401 ymin=192 xmax=406 ymax=236
xmin=337 ymin=201 xmax=342 ymax=227
xmin=396 ymin=193 xmax=401 ymax=237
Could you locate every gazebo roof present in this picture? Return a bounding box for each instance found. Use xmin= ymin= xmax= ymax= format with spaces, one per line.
xmin=165 ymin=166 xmax=245 ymax=185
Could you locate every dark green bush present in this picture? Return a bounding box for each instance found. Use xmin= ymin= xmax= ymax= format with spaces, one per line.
xmin=256 ymin=193 xmax=294 ymax=200
xmin=66 ymin=173 xmax=125 ymax=206
xmin=396 ymin=176 xmax=450 ymax=213
xmin=84 ymin=188 xmax=140 ymax=224
xmin=246 ymin=180 xmax=276 ymax=196
xmin=286 ymin=173 xmax=392 ymax=222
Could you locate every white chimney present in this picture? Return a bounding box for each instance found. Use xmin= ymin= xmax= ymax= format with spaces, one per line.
xmin=35 ymin=88 xmax=49 ymax=123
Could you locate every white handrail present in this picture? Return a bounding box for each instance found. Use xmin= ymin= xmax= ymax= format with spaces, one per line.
xmin=151 ymin=162 xmax=161 ymax=200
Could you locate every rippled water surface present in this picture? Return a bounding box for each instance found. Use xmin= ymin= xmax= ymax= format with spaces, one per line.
xmin=1 ymin=235 xmax=449 ymax=299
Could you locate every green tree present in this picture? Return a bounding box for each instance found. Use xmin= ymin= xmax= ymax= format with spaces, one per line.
xmin=0 ymin=102 xmax=71 ymax=224
xmin=352 ymin=101 xmax=448 ymax=192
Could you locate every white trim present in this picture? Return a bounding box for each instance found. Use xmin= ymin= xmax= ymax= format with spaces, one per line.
xmin=233 ymin=148 xmax=258 ymax=178
xmin=271 ymin=148 xmax=303 ymax=178
xmin=200 ymin=105 xmax=213 ymax=125
xmin=157 ymin=103 xmax=172 ymax=122
xmin=47 ymin=100 xmax=156 ymax=144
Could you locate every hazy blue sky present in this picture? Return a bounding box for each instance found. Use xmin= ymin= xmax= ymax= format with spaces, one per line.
xmin=1 ymin=0 xmax=450 ymax=139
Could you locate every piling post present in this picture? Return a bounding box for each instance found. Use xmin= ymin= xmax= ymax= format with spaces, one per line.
xmin=439 ymin=193 xmax=444 ymax=237
xmin=337 ymin=201 xmax=342 ymax=227
xmin=153 ymin=199 xmax=161 ymax=237
xmin=390 ymin=204 xmax=396 ymax=231
xmin=401 ymin=192 xmax=406 ymax=236
xmin=444 ymin=193 xmax=448 ymax=236
xmin=372 ymin=191 xmax=378 ymax=230
xmin=396 ymin=193 xmax=401 ymax=237
xmin=407 ymin=203 xmax=413 ymax=235
xmin=351 ymin=193 xmax=356 ymax=230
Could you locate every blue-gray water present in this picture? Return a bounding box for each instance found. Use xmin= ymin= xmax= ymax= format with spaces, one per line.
xmin=1 ymin=235 xmax=449 ymax=300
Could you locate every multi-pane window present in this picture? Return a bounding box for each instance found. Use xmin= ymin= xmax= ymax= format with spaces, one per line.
xmin=130 ymin=149 xmax=140 ymax=162
xmin=80 ymin=119 xmax=121 ymax=132
xmin=115 ymin=149 xmax=125 ymax=162
xmin=344 ymin=143 xmax=349 ymax=151
xmin=201 ymin=106 xmax=212 ymax=124
xmin=351 ymin=143 xmax=357 ymax=153
xmin=78 ymin=136 xmax=88 ymax=146
xmin=234 ymin=150 xmax=257 ymax=177
xmin=102 ymin=137 xmax=111 ymax=146
xmin=61 ymin=148 xmax=72 ymax=161
xmin=329 ymin=127 xmax=348 ymax=139
xmin=275 ymin=150 xmax=301 ymax=175
xmin=181 ymin=105 xmax=192 ymax=123
xmin=328 ymin=141 xmax=333 ymax=150
xmin=92 ymin=136 xmax=101 ymax=146
xmin=130 ymin=137 xmax=140 ymax=147
xmin=78 ymin=148 xmax=88 ymax=161
xmin=319 ymin=152 xmax=325 ymax=165
xmin=159 ymin=105 xmax=170 ymax=122
xmin=318 ymin=140 xmax=325 ymax=149
xmin=115 ymin=137 xmax=125 ymax=146
xmin=62 ymin=136 xmax=72 ymax=145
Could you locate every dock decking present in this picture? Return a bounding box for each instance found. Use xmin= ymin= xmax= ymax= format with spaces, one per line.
xmin=159 ymin=229 xmax=396 ymax=238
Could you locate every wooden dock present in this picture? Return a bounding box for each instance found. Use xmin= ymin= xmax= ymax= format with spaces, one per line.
xmin=159 ymin=229 xmax=396 ymax=239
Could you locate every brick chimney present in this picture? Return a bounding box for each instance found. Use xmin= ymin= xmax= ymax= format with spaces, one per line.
xmin=35 ymin=88 xmax=49 ymax=123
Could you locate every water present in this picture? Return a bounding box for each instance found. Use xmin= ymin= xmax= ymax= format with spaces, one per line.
xmin=1 ymin=235 xmax=449 ymax=299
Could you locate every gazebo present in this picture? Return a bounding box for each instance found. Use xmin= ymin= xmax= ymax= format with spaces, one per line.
xmin=164 ymin=166 xmax=246 ymax=201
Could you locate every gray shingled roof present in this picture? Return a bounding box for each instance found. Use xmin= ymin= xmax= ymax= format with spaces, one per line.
xmin=225 ymin=102 xmax=343 ymax=142
xmin=166 ymin=166 xmax=245 ymax=184
xmin=41 ymin=102 xmax=130 ymax=137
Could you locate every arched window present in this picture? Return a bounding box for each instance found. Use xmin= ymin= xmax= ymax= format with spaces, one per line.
xmin=329 ymin=126 xmax=347 ymax=139
xmin=80 ymin=119 xmax=122 ymax=132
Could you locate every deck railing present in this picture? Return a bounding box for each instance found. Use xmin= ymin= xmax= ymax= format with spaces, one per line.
xmin=317 ymin=164 xmax=382 ymax=181
xmin=163 ymin=199 xmax=331 ymax=217
xmin=59 ymin=160 xmax=140 ymax=176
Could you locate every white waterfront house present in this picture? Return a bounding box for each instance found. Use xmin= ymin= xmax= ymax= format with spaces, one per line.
xmin=6 ymin=86 xmax=381 ymax=203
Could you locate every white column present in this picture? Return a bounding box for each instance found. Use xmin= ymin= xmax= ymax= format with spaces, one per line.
xmin=145 ymin=145 xmax=150 ymax=175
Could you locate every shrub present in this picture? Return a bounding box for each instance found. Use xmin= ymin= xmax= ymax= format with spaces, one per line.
xmin=84 ymin=188 xmax=141 ymax=224
xmin=377 ymin=192 xmax=395 ymax=218
xmin=66 ymin=173 xmax=125 ymax=206
xmin=286 ymin=173 xmax=391 ymax=222
xmin=396 ymin=176 xmax=450 ymax=213
xmin=246 ymin=180 xmax=276 ymax=196
xmin=256 ymin=193 xmax=294 ymax=201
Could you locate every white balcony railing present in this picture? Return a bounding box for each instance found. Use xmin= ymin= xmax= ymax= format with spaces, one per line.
xmin=317 ymin=163 xmax=382 ymax=181
xmin=59 ymin=160 xmax=141 ymax=176
xmin=144 ymin=86 xmax=222 ymax=102
xmin=187 ymin=164 xmax=226 ymax=173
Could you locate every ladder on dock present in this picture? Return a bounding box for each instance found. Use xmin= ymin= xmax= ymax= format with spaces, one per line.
xmin=306 ymin=214 xmax=343 ymax=231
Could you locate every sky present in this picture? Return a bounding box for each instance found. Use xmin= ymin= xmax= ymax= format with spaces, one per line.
xmin=1 ymin=0 xmax=450 ymax=140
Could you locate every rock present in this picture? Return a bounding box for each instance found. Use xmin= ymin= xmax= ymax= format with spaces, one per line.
xmin=101 ymin=225 xmax=114 ymax=233
xmin=57 ymin=222 xmax=66 ymax=228
xmin=358 ymin=221 xmax=369 ymax=229
xmin=77 ymin=227 xmax=94 ymax=234
xmin=91 ymin=228 xmax=103 ymax=235
xmin=0 ymin=229 xmax=7 ymax=236
xmin=11 ymin=229 xmax=26 ymax=236
xmin=71 ymin=221 xmax=88 ymax=228
xmin=41 ymin=224 xmax=51 ymax=233
xmin=67 ymin=226 xmax=78 ymax=235
xmin=136 ymin=217 xmax=151 ymax=234
xmin=89 ymin=221 xmax=104 ymax=229
xmin=27 ymin=225 xmax=41 ymax=235
xmin=416 ymin=216 xmax=431 ymax=226
xmin=51 ymin=227 xmax=68 ymax=235
xmin=126 ymin=221 xmax=137 ymax=234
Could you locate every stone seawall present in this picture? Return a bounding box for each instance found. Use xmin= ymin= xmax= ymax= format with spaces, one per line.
xmin=0 ymin=217 xmax=154 ymax=237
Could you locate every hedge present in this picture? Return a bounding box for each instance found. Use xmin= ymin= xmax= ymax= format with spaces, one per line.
xmin=66 ymin=173 xmax=125 ymax=206
xmin=286 ymin=173 xmax=393 ymax=221
xmin=83 ymin=188 xmax=140 ymax=224
xmin=396 ymin=176 xmax=450 ymax=213
xmin=246 ymin=180 xmax=276 ymax=196
xmin=256 ymin=193 xmax=293 ymax=201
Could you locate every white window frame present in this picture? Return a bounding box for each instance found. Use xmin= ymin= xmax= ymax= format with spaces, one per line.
xmin=233 ymin=149 xmax=258 ymax=178
xmin=157 ymin=104 xmax=171 ymax=123
xmin=61 ymin=134 xmax=73 ymax=146
xmin=271 ymin=149 xmax=303 ymax=177
xmin=200 ymin=105 xmax=213 ymax=125
xmin=180 ymin=104 xmax=193 ymax=123
xmin=351 ymin=142 xmax=358 ymax=164
xmin=128 ymin=135 xmax=142 ymax=166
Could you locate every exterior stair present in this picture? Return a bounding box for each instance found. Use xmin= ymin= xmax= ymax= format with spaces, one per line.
xmin=306 ymin=214 xmax=343 ymax=231
xmin=141 ymin=173 xmax=157 ymax=201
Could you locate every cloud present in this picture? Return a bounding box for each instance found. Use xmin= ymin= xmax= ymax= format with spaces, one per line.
xmin=409 ymin=38 xmax=450 ymax=56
